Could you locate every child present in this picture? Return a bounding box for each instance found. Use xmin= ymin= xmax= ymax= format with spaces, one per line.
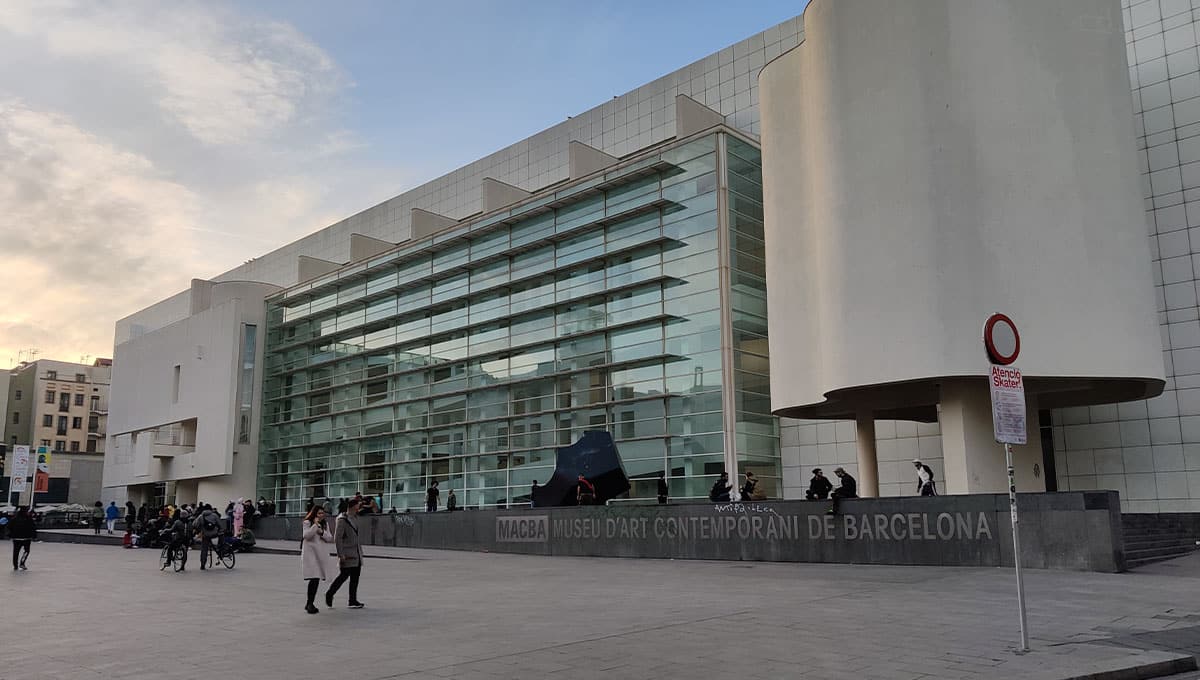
xmin=122 ymin=528 xmax=134 ymax=549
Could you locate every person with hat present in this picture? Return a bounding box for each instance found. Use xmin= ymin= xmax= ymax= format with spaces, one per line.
xmin=805 ymin=468 xmax=833 ymax=500
xmin=913 ymin=460 xmax=937 ymax=496
xmin=828 ymin=467 xmax=858 ymax=514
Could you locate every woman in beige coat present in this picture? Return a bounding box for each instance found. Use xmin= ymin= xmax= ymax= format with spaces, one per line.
xmin=301 ymin=506 xmax=335 ymax=614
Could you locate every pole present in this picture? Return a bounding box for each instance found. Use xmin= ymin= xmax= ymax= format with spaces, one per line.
xmin=1006 ymin=442 xmax=1030 ymax=652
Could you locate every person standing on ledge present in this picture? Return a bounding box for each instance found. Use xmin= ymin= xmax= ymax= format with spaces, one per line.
xmin=425 ymin=480 xmax=440 ymax=513
xmin=805 ymin=468 xmax=833 ymax=500
xmin=446 ymin=488 xmax=457 ymax=512
xmin=326 ymin=497 xmax=365 ymax=609
xmin=828 ymin=467 xmax=858 ymax=515
xmin=657 ymin=471 xmax=669 ymax=505
xmin=576 ymin=474 xmax=596 ymax=505
xmin=530 ymin=480 xmax=540 ymax=508
xmin=913 ymin=460 xmax=938 ymax=496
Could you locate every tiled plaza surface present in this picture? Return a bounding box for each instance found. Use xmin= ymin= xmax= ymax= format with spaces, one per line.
xmin=3 ymin=541 xmax=1199 ymax=680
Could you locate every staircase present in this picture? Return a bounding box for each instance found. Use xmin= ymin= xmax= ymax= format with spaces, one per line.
xmin=1121 ymin=513 xmax=1200 ymax=569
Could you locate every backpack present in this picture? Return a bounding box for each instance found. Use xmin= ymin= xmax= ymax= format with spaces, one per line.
xmin=202 ymin=514 xmax=218 ymax=533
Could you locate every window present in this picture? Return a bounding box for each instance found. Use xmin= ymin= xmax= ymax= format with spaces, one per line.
xmin=54 ymin=440 xmax=66 ymax=452
xmin=13 ymin=390 xmax=20 ymax=401
xmin=173 ymin=365 xmax=181 ymax=404
xmin=46 ymin=370 xmax=56 ymax=380
xmin=10 ymin=412 xmax=17 ymax=425
xmin=72 ymin=417 xmax=82 ymax=429
xmin=58 ymin=393 xmax=70 ymax=412
xmin=42 ymin=415 xmax=52 ymax=427
xmin=90 ymin=396 xmax=100 ymax=411
xmin=44 ymin=390 xmax=54 ymax=404
xmin=75 ymin=373 xmax=86 ymax=383
xmin=57 ymin=416 xmax=67 ymax=436
xmin=88 ymin=416 xmax=98 ymax=432
xmin=69 ymin=441 xmax=80 ymax=452
xmin=74 ymin=393 xmax=84 ymax=406
xmin=85 ymin=439 xmax=97 ymax=453
xmin=39 ymin=439 xmax=50 ymax=447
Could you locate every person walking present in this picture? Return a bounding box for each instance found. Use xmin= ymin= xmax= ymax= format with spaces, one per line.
xmin=425 ymin=481 xmax=440 ymax=513
xmin=105 ymin=501 xmax=120 ymax=534
xmin=325 ymin=497 xmax=365 ymax=609
xmin=656 ymin=471 xmax=669 ymax=505
xmin=913 ymin=460 xmax=938 ymax=496
xmin=10 ymin=507 xmax=36 ymax=570
xmin=89 ymin=501 xmax=103 ymax=534
xmin=301 ymin=506 xmax=335 ymax=614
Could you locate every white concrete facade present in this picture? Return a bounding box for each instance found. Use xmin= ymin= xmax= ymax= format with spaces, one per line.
xmin=104 ymin=280 xmax=279 ymax=505
xmin=110 ymin=2 xmax=1200 ymax=511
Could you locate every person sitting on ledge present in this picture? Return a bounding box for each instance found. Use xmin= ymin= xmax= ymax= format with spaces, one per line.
xmin=709 ymin=472 xmax=733 ymax=503
xmin=828 ymin=467 xmax=858 ymax=515
xmin=805 ymin=468 xmax=832 ymax=500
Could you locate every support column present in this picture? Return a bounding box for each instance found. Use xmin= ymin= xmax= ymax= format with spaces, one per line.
xmin=855 ymin=410 xmax=878 ymax=497
xmin=939 ymin=378 xmax=1044 ymax=494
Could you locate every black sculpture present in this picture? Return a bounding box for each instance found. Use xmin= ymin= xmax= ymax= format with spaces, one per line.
xmin=531 ymin=431 xmax=630 ymax=507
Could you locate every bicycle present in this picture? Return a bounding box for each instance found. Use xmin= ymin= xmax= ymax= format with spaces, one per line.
xmin=159 ymin=541 xmax=186 ymax=572
xmin=203 ymin=538 xmax=236 ymax=570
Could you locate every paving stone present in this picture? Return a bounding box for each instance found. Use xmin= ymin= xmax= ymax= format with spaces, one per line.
xmin=2 ymin=542 xmax=1199 ymax=679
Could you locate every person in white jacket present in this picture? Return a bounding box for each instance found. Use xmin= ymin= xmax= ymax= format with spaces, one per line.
xmin=301 ymin=506 xmax=335 ymax=614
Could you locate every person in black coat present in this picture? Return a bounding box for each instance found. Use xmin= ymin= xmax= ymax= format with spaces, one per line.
xmin=805 ymin=468 xmax=833 ymax=500
xmin=828 ymin=467 xmax=858 ymax=514
xmin=10 ymin=507 xmax=37 ymax=570
xmin=656 ymin=471 xmax=669 ymax=505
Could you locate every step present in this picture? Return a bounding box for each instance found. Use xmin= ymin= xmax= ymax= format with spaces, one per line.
xmin=1125 ymin=546 xmax=1197 ymax=562
xmin=1124 ymin=539 xmax=1197 ymax=552
xmin=1118 ymin=537 xmax=1195 ymax=549
xmin=1126 ymin=552 xmax=1197 ymax=569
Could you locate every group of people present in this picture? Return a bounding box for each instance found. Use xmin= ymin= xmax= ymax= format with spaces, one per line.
xmin=300 ymin=496 xmax=367 ymax=614
xmin=709 ymin=471 xmax=768 ymax=503
xmin=142 ymin=502 xmax=258 ymax=570
xmin=802 ymin=459 xmax=938 ymax=512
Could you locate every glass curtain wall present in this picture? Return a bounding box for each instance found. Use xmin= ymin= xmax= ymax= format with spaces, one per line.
xmin=257 ymin=131 xmax=777 ymax=514
xmin=725 ymin=136 xmax=779 ymax=497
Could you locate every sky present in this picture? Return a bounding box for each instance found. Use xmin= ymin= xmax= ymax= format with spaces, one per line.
xmin=0 ymin=0 xmax=804 ymax=368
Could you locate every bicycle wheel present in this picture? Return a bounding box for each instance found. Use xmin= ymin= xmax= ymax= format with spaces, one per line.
xmin=173 ymin=547 xmax=186 ymax=572
xmin=160 ymin=546 xmax=172 ymax=571
xmin=219 ymin=548 xmax=235 ymax=570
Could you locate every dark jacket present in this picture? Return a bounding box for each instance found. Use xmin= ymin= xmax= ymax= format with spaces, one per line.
xmin=657 ymin=478 xmax=669 ymax=497
xmin=808 ymin=475 xmax=833 ymax=499
xmin=9 ymin=514 xmax=37 ymax=540
xmin=835 ymin=473 xmax=858 ymax=498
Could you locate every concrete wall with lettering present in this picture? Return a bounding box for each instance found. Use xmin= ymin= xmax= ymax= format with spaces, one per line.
xmin=255 ymin=492 xmax=1125 ymax=573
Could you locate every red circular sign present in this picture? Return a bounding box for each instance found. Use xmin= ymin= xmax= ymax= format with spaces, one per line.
xmin=983 ymin=313 xmax=1020 ymax=365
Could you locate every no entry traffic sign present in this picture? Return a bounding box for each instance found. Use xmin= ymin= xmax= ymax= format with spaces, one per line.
xmin=983 ymin=313 xmax=1020 ymax=365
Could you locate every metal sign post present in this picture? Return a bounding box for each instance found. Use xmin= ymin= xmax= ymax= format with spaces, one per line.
xmin=1004 ymin=441 xmax=1030 ymax=652
xmin=984 ymin=313 xmax=1030 ymax=653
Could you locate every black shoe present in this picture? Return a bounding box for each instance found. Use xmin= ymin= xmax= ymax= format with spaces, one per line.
xmin=200 ymin=566 xmax=206 ymax=571
xmin=325 ymin=591 xmax=334 ymax=608
xmin=349 ymin=601 xmax=365 ymax=609
xmin=305 ymin=604 xmax=319 ymax=615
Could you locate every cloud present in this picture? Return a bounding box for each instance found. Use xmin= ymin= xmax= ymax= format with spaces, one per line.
xmin=0 ymin=1 xmax=394 ymax=366
xmin=0 ymin=100 xmax=204 ymax=364
xmin=0 ymin=1 xmax=344 ymax=146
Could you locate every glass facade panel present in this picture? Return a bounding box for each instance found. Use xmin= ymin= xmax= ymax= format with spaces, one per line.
xmin=259 ymin=132 xmax=777 ymax=512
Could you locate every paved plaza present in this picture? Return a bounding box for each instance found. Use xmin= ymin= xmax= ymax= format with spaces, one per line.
xmin=2 ymin=541 xmax=1199 ymax=680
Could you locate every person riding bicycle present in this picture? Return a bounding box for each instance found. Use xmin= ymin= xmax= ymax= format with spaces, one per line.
xmin=166 ymin=509 xmax=189 ymax=571
xmin=192 ymin=504 xmax=223 ymax=570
